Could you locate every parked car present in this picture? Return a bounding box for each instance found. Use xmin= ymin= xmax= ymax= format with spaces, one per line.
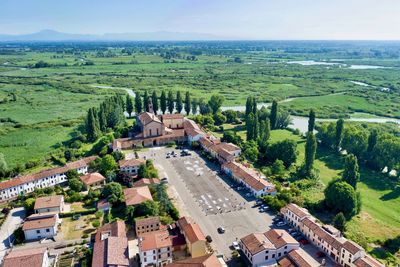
xmin=245 ymin=193 xmax=252 ymax=197
xmin=272 ymin=217 xmax=282 ymax=222
xmin=290 ymin=231 xmax=299 ymax=237
xmin=236 ymin=186 xmax=243 ymax=191
xmin=217 ymin=227 xmax=225 ymax=234
xmin=206 ymin=235 xmax=213 ymax=243
xmin=276 ymin=221 xmax=287 ymax=227
xmin=316 ymin=251 xmax=326 ymax=258
xmin=166 ymin=154 xmax=171 ymax=158
xmin=232 ymin=241 xmax=240 ymax=250
xmin=299 ymin=239 xmax=309 ymax=245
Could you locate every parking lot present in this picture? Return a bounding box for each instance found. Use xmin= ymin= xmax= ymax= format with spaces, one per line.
xmin=135 ymin=147 xmax=275 ymax=259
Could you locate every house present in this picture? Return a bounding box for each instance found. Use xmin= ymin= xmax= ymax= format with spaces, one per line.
xmin=23 ymin=213 xmax=60 ymax=241
xmin=92 ymin=220 xmax=129 ymax=267
xmin=138 ymin=229 xmax=173 ymax=267
xmin=97 ymin=199 xmax=111 ymax=212
xmin=0 ymin=156 xmax=96 ymax=201
xmin=239 ymin=229 xmax=299 ymax=267
xmin=80 ymin=172 xmax=106 ymax=190
xmin=277 ymin=249 xmax=320 ymax=267
xmin=166 ymin=254 xmax=224 ymax=267
xmin=222 ymin=161 xmax=276 ymax=197
xmin=280 ymin=203 xmax=385 ymax=267
xmin=34 ymin=195 xmax=64 ymax=214
xmin=184 ymin=118 xmax=206 ymax=144
xmin=199 ymin=136 xmax=221 ymax=154
xmin=159 ymin=114 xmax=184 ymax=129
xmin=119 ymin=158 xmax=145 ymax=175
xmin=124 ymin=186 xmax=153 ymax=206
xmin=177 ymin=217 xmax=208 ymax=258
xmin=135 ymin=216 xmax=161 ymax=235
xmin=133 ymin=178 xmax=161 ymax=188
xmin=3 ymin=247 xmax=50 ymax=267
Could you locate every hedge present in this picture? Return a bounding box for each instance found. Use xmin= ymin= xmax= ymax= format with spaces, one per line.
xmin=59 ymin=208 xmax=97 ymax=218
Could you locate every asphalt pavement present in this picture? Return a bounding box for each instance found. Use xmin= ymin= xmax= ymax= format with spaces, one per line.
xmin=0 ymin=207 xmax=26 ymax=262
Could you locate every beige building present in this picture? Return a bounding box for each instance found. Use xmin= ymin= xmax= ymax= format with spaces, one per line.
xmin=159 ymin=114 xmax=184 ymax=129
xmin=135 ymin=216 xmax=161 ymax=235
xmin=34 ymin=195 xmax=64 ymax=214
xmin=177 ymin=217 xmax=208 ymax=258
xmin=119 ymin=158 xmax=145 ymax=175
xmin=80 ymin=172 xmax=105 ymax=190
xmin=138 ymin=229 xmax=173 ymax=267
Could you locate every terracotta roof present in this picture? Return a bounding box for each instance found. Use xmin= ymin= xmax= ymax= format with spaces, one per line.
xmin=138 ymin=112 xmax=161 ymax=125
xmin=199 ymin=136 xmax=220 ymax=149
xmin=342 ymin=240 xmax=363 ymax=255
xmin=217 ymin=142 xmax=240 ymax=152
xmin=287 ymin=249 xmax=320 ymax=267
xmin=139 ymin=230 xmax=172 ymax=251
xmin=177 ymin=216 xmax=193 ymax=227
xmin=166 ymin=254 xmax=223 ymax=267
xmin=22 ymin=214 xmax=57 ymax=231
xmin=301 ymin=218 xmax=320 ymax=231
xmin=80 ymin=172 xmax=105 ymax=186
xmin=34 ymin=195 xmax=63 ymax=210
xmin=3 ymin=247 xmax=47 ymax=267
xmin=182 ymin=223 xmax=206 ymax=243
xmin=135 ymin=216 xmax=160 ymax=228
xmin=124 ymin=186 xmax=153 ymax=206
xmin=186 ymin=127 xmax=205 ymax=138
xmin=282 ymin=203 xmax=310 ymax=219
xmin=133 ymin=178 xmax=160 ymax=187
xmin=278 ymin=256 xmax=296 ymax=267
xmin=160 ymin=114 xmax=184 ymax=120
xmin=183 ymin=118 xmax=201 ymax=130
xmin=264 ymin=229 xmax=298 ymax=249
xmin=354 ymin=255 xmax=385 ymax=267
xmin=106 ymin=236 xmax=129 ymax=266
xmin=222 ymin=161 xmax=275 ymax=192
xmin=0 ymin=156 xmax=96 ymax=191
xmin=94 ymin=220 xmax=126 ymax=242
xmin=118 ymin=158 xmax=145 ymax=168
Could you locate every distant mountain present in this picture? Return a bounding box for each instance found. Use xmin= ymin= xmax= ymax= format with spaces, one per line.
xmin=0 ymin=29 xmax=227 ymax=41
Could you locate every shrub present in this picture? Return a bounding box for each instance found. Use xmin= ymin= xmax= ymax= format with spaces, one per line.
xmin=92 ymin=220 xmax=100 ymax=228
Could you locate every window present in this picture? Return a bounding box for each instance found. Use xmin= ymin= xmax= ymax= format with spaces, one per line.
xmin=144 ymin=252 xmax=146 ymax=256
xmin=36 ymin=230 xmax=40 ymax=234
xmin=46 ymin=229 xmax=50 ymax=233
xmin=272 ymin=254 xmax=275 ymax=258
xmin=265 ymin=256 xmax=268 ymax=260
xmin=168 ymin=253 xmax=170 ymax=257
xmin=278 ymin=252 xmax=281 ymax=257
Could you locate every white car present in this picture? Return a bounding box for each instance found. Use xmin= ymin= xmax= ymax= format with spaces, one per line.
xmin=277 ymin=221 xmax=287 ymax=227
xmin=232 ymin=241 xmax=240 ymax=250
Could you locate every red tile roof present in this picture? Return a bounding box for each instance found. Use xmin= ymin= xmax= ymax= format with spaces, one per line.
xmin=138 ymin=112 xmax=161 ymax=125
xmin=160 ymin=114 xmax=184 ymax=120
xmin=80 ymin=172 xmax=105 ymax=186
xmin=3 ymin=247 xmax=47 ymax=267
xmin=139 ymin=229 xmax=172 ymax=251
xmin=0 ymin=156 xmax=96 ymax=191
xmin=124 ymin=186 xmax=153 ymax=206
xmin=287 ymin=249 xmax=320 ymax=267
xmin=342 ymin=240 xmax=363 ymax=255
xmin=34 ymin=195 xmax=63 ymax=210
xmin=94 ymin=220 xmax=126 ymax=242
xmin=118 ymin=158 xmax=145 ymax=168
xmin=354 ymin=255 xmax=385 ymax=267
xmin=182 ymin=223 xmax=206 ymax=243
xmin=166 ymin=254 xmax=223 ymax=267
xmin=281 ymin=203 xmax=310 ymax=219
xmin=22 ymin=214 xmax=57 ymax=231
xmin=133 ymin=178 xmax=160 ymax=187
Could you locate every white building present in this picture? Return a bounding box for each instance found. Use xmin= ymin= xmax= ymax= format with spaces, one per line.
xmin=240 ymin=229 xmax=299 ymax=266
xmin=222 ymin=161 xmax=276 ymax=197
xmin=23 ymin=213 xmax=60 ymax=241
xmin=34 ymin=195 xmax=64 ymax=214
xmin=0 ymin=156 xmax=96 ymax=201
xmin=118 ymin=158 xmax=145 ymax=175
xmin=138 ymin=229 xmax=173 ymax=267
xmin=183 ymin=118 xmax=206 ymax=144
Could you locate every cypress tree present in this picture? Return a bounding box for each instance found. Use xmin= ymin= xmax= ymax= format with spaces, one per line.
xmin=135 ymin=92 xmax=143 ymax=113
xmin=191 ymin=98 xmax=198 ymax=115
xmin=260 ymin=119 xmax=271 ymax=143
xmin=246 ymin=113 xmax=255 ymax=141
xmin=304 ymin=133 xmax=317 ymax=176
xmin=143 ymin=91 xmax=150 ymax=112
xmin=367 ymin=129 xmax=378 ymax=153
xmin=252 ymin=97 xmax=257 ymax=115
xmin=152 ymin=91 xmax=159 ymax=114
xmin=98 ymin=103 xmax=107 ymax=132
xmin=270 ymin=100 xmax=278 ymax=130
xmin=308 ymin=109 xmax=315 ymax=133
xmin=342 ymin=154 xmax=360 ymax=189
xmin=176 ymin=91 xmax=183 ymax=113
xmin=184 ymin=91 xmax=191 ymax=115
xmin=167 ymin=90 xmax=174 ymax=114
xmin=86 ymin=108 xmax=101 ymax=142
xmin=335 ymin=119 xmax=344 ymax=150
xmin=160 ymin=91 xmax=167 ymax=114
xmin=245 ymin=97 xmax=253 ymax=119
xmin=253 ymin=112 xmax=259 ymax=140
xmin=126 ymin=94 xmax=134 ymax=117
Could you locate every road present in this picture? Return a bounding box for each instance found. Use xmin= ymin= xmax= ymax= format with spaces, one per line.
xmin=0 ymin=207 xmax=26 ymax=261
xmin=135 ymin=147 xmax=274 ymax=260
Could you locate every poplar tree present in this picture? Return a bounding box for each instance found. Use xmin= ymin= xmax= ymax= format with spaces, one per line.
xmin=167 ymin=90 xmax=174 ymax=114
xmin=184 ymin=91 xmax=191 ymax=115
xmin=246 ymin=113 xmax=255 ymax=141
xmin=335 ymin=119 xmax=344 ymax=150
xmin=191 ymin=98 xmax=198 ymax=115
xmin=308 ymin=109 xmax=315 ymax=133
xmin=98 ymin=103 xmax=107 ymax=132
xmin=270 ymin=100 xmax=278 ymax=130
xmin=135 ymin=92 xmax=143 ymax=113
xmin=143 ymin=91 xmax=150 ymax=112
xmin=160 ymin=91 xmax=167 ymax=114
xmin=342 ymin=154 xmax=360 ymax=189
xmin=245 ymin=97 xmax=253 ymax=119
xmin=86 ymin=107 xmax=101 ymax=141
xmin=176 ymin=91 xmax=183 ymax=113
xmin=304 ymin=133 xmax=317 ymax=176
xmin=259 ymin=119 xmax=271 ymax=143
xmin=152 ymin=91 xmax=159 ymax=114
xmin=126 ymin=95 xmax=134 ymax=117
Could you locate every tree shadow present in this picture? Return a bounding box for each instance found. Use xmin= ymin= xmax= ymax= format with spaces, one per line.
xmin=380 ymin=186 xmax=400 ymax=201
xmin=315 ymin=146 xmax=344 ymax=171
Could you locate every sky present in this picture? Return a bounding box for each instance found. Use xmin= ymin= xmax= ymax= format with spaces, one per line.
xmin=1 ymin=0 xmax=400 ymax=40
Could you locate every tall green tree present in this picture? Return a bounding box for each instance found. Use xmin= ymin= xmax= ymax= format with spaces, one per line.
xmin=98 ymin=104 xmax=107 ymax=132
xmin=267 ymin=139 xmax=297 ymax=168
xmin=208 ymin=94 xmax=224 ymax=114
xmin=335 ymin=119 xmax=344 ymax=151
xmin=167 ymin=90 xmax=174 ymax=114
xmin=342 ymin=154 xmax=360 ymax=189
xmin=176 ymin=91 xmax=183 ymax=113
xmin=259 ymin=119 xmax=271 ymax=143
xmin=184 ymin=91 xmax=191 ymax=115
xmin=135 ymin=92 xmax=143 ymax=113
xmin=143 ymin=91 xmax=150 ymax=112
xmin=191 ymin=98 xmax=198 ymax=115
xmin=308 ymin=109 xmax=315 ymax=133
xmin=324 ymin=180 xmax=360 ymax=217
xmin=270 ymin=100 xmax=278 ymax=130
xmin=0 ymin=153 xmax=8 ymax=177
xmin=126 ymin=95 xmax=134 ymax=117
xmin=304 ymin=133 xmax=317 ymax=176
xmin=86 ymin=108 xmax=101 ymax=142
xmin=253 ymin=112 xmax=259 ymax=140
xmin=245 ymin=97 xmax=253 ymax=120
xmin=102 ymin=182 xmax=123 ymax=204
xmin=367 ymin=129 xmax=378 ymax=153
xmin=246 ymin=113 xmax=255 ymax=141
xmin=152 ymin=91 xmax=159 ymax=114
xmin=252 ymin=97 xmax=257 ymax=115
xmin=160 ymin=90 xmax=167 ymax=114
xmin=333 ymin=212 xmax=346 ymax=232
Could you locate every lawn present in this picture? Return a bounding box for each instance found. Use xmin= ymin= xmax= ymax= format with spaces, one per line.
xmin=61 ymin=214 xmax=99 ymax=240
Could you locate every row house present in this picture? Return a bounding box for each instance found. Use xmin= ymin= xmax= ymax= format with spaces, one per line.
xmin=239 ymin=229 xmax=299 ymax=266
xmin=0 ymin=156 xmax=96 ymax=201
xmin=138 ymin=229 xmax=173 ymax=267
xmin=92 ymin=220 xmax=129 ymax=267
xmin=209 ymin=142 xmax=241 ymax=163
xmin=222 ymin=161 xmax=276 ymax=197
xmin=277 ymin=249 xmax=320 ymax=267
xmin=280 ymin=203 xmax=385 ymax=267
